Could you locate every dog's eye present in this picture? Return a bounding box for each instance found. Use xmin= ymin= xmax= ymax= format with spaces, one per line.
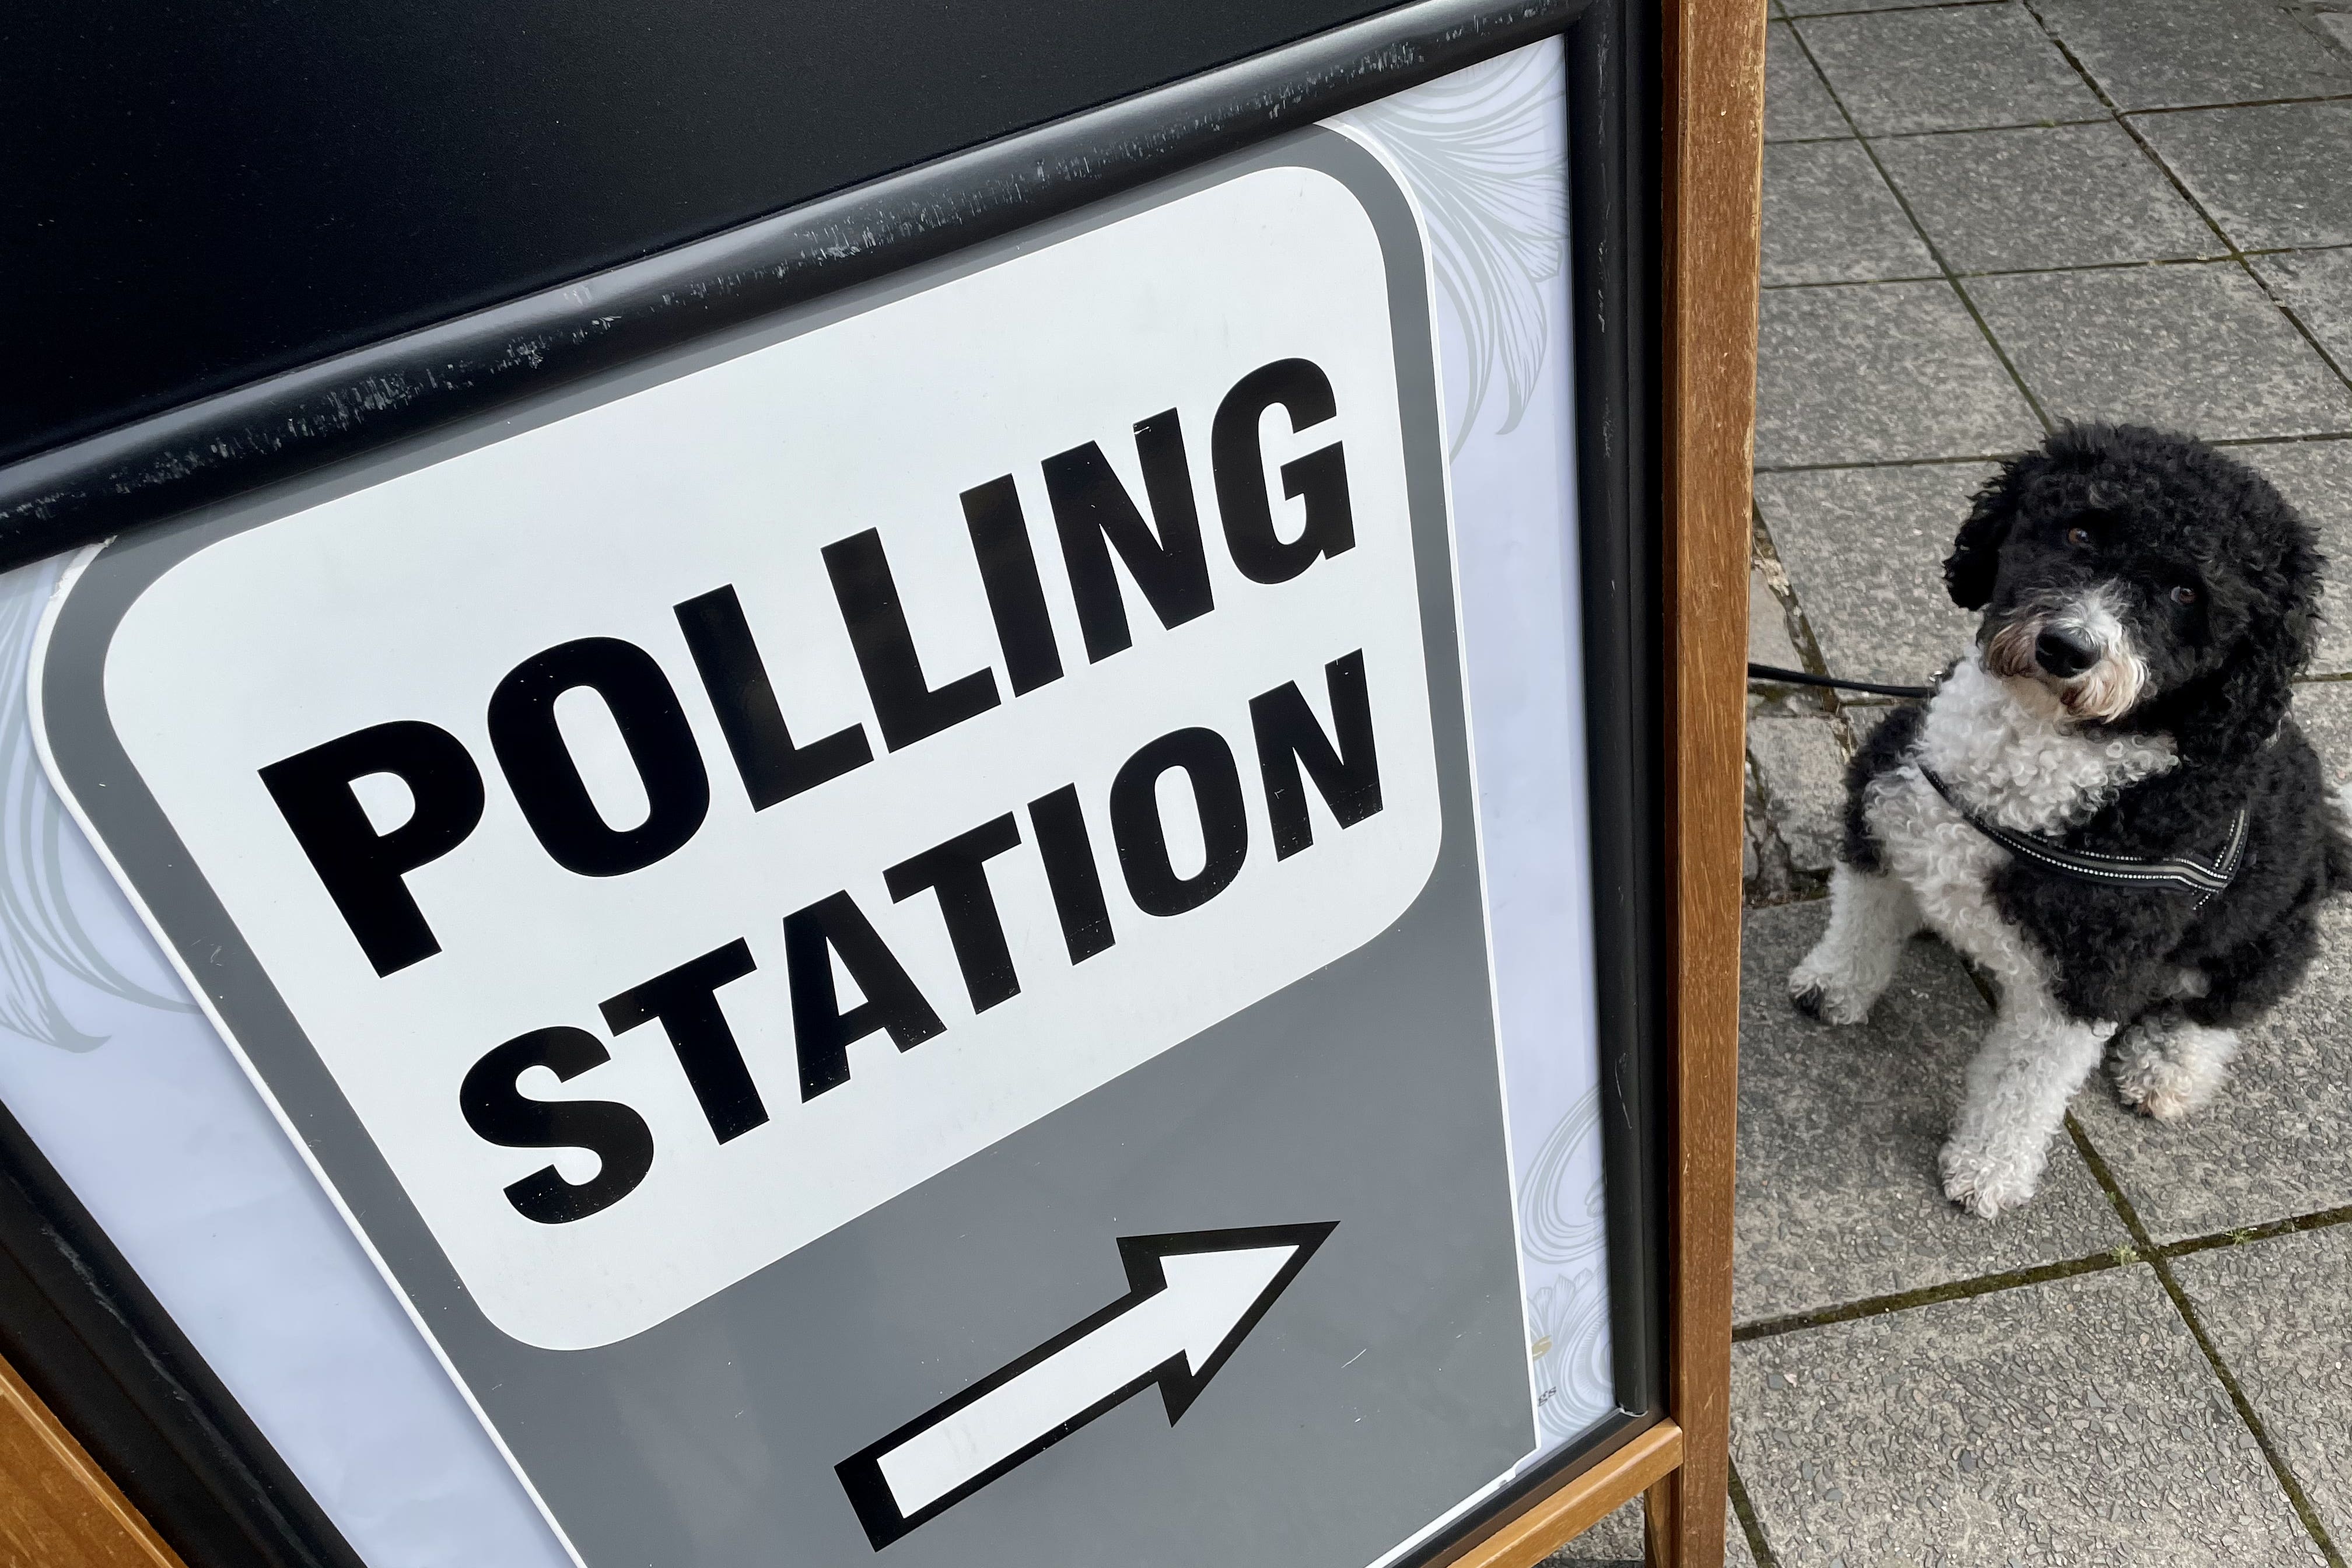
xmin=2066 ymin=526 xmax=2094 ymax=547
xmin=2170 ymin=584 xmax=2199 ymax=606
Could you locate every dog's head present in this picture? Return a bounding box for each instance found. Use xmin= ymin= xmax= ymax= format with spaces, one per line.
xmin=1944 ymin=424 xmax=2321 ymax=766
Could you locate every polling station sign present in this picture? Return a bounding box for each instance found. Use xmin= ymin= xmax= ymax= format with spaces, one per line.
xmin=33 ymin=132 xmax=1536 ymax=1567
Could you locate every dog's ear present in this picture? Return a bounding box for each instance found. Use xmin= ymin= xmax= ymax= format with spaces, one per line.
xmin=1945 ymin=463 xmax=2025 ymax=611
xmin=2175 ymin=511 xmax=2323 ymax=769
xmin=2181 ymin=635 xmax=2297 ymax=770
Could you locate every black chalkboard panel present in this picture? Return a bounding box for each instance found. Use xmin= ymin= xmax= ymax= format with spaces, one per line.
xmin=4 ymin=0 xmax=1405 ymax=467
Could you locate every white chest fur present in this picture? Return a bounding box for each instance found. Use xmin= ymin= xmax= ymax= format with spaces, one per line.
xmin=1863 ymin=652 xmax=2177 ymax=991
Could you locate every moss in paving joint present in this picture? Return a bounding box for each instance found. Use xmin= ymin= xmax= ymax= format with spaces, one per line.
xmin=2125 ymin=90 xmax=2352 ymax=118
xmin=1754 ymin=452 xmax=2034 ymax=476
xmin=1732 ymin=1247 xmax=2134 ymax=1343
xmin=1779 ymin=0 xmax=2013 ymax=22
xmin=1763 ymin=273 xmax=1945 ymax=293
xmin=2161 ymin=1203 xmax=2352 ymax=1261
xmin=2213 ymin=432 xmax=2352 ymax=449
xmin=1935 ymin=253 xmax=2298 ymax=285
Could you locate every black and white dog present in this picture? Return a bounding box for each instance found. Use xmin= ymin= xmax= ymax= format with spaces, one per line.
xmin=1790 ymin=424 xmax=2349 ymax=1217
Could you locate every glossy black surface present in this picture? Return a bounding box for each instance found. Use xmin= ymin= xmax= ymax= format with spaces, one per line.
xmin=3 ymin=0 xmax=1401 ymax=466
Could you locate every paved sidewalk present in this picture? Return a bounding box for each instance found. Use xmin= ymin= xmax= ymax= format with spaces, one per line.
xmin=1560 ymin=2 xmax=2352 ymax=1562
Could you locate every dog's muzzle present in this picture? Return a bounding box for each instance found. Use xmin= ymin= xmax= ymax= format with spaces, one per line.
xmin=1984 ymin=586 xmax=2148 ymax=722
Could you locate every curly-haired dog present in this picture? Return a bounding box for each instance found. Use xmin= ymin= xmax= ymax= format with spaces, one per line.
xmin=1789 ymin=424 xmax=2350 ymax=1217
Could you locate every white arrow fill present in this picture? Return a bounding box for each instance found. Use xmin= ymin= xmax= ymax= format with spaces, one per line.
xmin=835 ymin=1222 xmax=1336 ymax=1548
xmin=878 ymin=1242 xmax=1298 ymax=1515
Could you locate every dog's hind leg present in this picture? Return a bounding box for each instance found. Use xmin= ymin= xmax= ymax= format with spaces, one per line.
xmin=1790 ymin=863 xmax=1923 ymax=1024
xmin=2111 ymin=1006 xmax=2239 ymax=1122
xmin=1940 ymin=979 xmax=2116 ymax=1219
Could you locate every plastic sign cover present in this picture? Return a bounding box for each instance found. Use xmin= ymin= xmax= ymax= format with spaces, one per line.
xmin=36 ymin=132 xmax=1536 ymax=1566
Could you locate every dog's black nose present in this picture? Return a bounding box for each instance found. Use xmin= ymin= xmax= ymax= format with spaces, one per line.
xmin=2034 ymin=628 xmax=2096 ymax=678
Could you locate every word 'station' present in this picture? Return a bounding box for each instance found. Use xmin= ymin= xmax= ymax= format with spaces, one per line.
xmin=260 ymin=358 xmax=1378 ymax=1229
xmin=79 ymin=159 xmax=1447 ymax=1348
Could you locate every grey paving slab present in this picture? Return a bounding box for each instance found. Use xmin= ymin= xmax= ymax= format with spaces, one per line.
xmin=1751 ymin=562 xmax=1807 ymax=671
xmin=2287 ymin=674 xmax=2352 ymax=796
xmin=1969 ymin=261 xmax=2352 ymax=440
xmin=2036 ymin=0 xmax=2352 ymax=110
xmin=1793 ymin=4 xmax=2106 ymax=136
xmin=1747 ymin=714 xmax=1849 ymax=877
xmin=1767 ymin=20 xmax=1850 ymax=142
xmin=1754 ymin=461 xmax=1995 ymax=684
xmin=1762 ymin=140 xmax=1939 ymax=285
xmin=2135 ymin=102 xmax=2352 ymax=251
xmin=1731 ymin=1267 xmax=2329 ymax=1566
xmin=1735 ymin=904 xmax=2130 ymax=1325
xmin=2171 ymin=1224 xmax=2352 ymax=1549
xmin=2256 ymin=246 xmax=2352 ymax=374
xmin=2073 ymin=887 xmax=2352 ymax=1243
xmin=2231 ymin=438 xmax=2352 ymax=674
xmin=1755 ymin=282 xmax=2042 ymax=467
xmin=1547 ymin=1496 xmax=1645 ymax=1566
xmin=1874 ymin=121 xmax=2224 ymax=272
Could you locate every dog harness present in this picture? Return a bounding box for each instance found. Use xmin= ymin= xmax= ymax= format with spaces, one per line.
xmin=1916 ymin=765 xmax=2250 ymax=910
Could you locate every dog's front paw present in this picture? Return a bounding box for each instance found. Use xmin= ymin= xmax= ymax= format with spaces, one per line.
xmin=1788 ymin=956 xmax=1874 ymax=1026
xmin=1938 ymin=1138 xmax=2039 ymax=1219
xmin=2110 ymin=1020 xmax=2235 ymax=1123
xmin=2113 ymin=1056 xmax=2200 ymax=1122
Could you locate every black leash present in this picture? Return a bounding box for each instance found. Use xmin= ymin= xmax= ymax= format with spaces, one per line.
xmin=1744 ymin=661 xmax=2251 ymax=907
xmin=1746 ymin=662 xmax=1937 ymax=700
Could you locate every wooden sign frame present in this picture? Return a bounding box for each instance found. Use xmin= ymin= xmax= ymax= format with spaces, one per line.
xmin=0 ymin=0 xmax=1761 ymax=1562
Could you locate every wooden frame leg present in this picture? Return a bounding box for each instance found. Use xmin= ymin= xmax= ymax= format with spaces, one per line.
xmin=1643 ymin=1475 xmax=1675 ymax=1565
xmin=1657 ymin=0 xmax=1767 ymax=1563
